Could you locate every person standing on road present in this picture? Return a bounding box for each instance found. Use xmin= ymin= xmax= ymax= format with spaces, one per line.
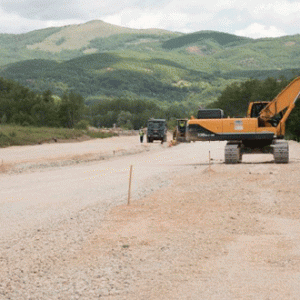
xmin=139 ymin=128 xmax=145 ymax=143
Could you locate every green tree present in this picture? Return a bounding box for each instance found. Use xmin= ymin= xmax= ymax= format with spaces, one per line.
xmin=209 ymin=82 xmax=249 ymax=117
xmin=75 ymin=119 xmax=90 ymax=130
xmin=287 ymin=101 xmax=300 ymax=141
xmin=117 ymin=111 xmax=133 ymax=129
xmin=1 ymin=113 xmax=7 ymax=124
xmin=11 ymin=111 xmax=35 ymax=126
xmin=59 ymin=91 xmax=85 ymax=128
xmin=31 ymin=91 xmax=60 ymax=127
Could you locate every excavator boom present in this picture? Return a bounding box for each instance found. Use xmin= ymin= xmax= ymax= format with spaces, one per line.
xmin=259 ymin=77 xmax=300 ymax=122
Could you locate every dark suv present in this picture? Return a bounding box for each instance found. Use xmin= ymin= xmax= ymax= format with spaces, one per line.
xmin=147 ymin=119 xmax=167 ymax=143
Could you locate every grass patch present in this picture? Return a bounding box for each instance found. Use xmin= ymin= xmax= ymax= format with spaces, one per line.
xmin=86 ymin=131 xmax=117 ymax=139
xmin=0 ymin=125 xmax=84 ymax=148
xmin=0 ymin=125 xmax=119 ymax=148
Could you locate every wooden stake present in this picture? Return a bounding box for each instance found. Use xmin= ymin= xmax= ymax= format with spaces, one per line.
xmin=128 ymin=165 xmax=133 ymax=205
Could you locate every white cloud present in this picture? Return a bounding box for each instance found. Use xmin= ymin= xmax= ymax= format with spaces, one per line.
xmin=161 ymin=0 xmax=240 ymax=14
xmin=103 ymin=7 xmax=214 ymax=33
xmin=43 ymin=19 xmax=85 ymax=29
xmin=103 ymin=9 xmax=194 ymax=31
xmin=235 ymin=23 xmax=286 ymax=39
xmin=253 ymin=1 xmax=300 ymax=18
xmin=0 ymin=8 xmax=33 ymax=33
xmin=0 ymin=0 xmax=298 ymax=37
xmin=0 ymin=7 xmax=82 ymax=33
xmin=102 ymin=0 xmax=300 ymax=36
xmin=0 ymin=0 xmax=143 ymax=20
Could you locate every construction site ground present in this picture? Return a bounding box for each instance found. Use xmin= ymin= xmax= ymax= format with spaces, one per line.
xmin=1 ymin=134 xmax=300 ymax=299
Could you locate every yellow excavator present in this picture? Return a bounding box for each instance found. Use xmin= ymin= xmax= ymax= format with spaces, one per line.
xmin=187 ymin=77 xmax=300 ymax=163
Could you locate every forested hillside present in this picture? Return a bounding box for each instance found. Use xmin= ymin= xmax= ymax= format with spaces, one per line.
xmin=0 ymin=21 xmax=300 ymax=109
xmin=0 ymin=20 xmax=299 ymax=140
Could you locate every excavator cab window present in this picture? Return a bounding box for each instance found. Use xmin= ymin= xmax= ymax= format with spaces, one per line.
xmin=250 ymin=102 xmax=284 ymax=127
xmin=250 ymin=102 xmax=269 ymax=118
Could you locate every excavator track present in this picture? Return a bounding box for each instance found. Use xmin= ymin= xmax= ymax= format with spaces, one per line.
xmin=273 ymin=140 xmax=289 ymax=163
xmin=225 ymin=143 xmax=241 ymax=164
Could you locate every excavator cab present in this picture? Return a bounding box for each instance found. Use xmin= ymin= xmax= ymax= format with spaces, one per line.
xmin=248 ymin=101 xmax=283 ymax=127
xmin=247 ymin=102 xmax=269 ymax=118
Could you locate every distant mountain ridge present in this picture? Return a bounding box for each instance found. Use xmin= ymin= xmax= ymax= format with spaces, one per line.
xmin=26 ymin=20 xmax=177 ymax=52
xmin=0 ymin=20 xmax=300 ymax=106
xmin=0 ymin=20 xmax=299 ymax=68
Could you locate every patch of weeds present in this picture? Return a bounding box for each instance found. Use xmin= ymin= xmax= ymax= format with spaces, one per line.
xmin=87 ymin=131 xmax=117 ymax=139
xmin=9 ymin=130 xmax=16 ymax=137
xmin=0 ymin=132 xmax=11 ymax=147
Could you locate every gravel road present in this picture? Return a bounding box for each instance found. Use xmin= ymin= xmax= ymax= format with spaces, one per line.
xmin=1 ymin=135 xmax=300 ymax=299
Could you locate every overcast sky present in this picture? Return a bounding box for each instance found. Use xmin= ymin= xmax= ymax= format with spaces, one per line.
xmin=0 ymin=0 xmax=299 ymax=39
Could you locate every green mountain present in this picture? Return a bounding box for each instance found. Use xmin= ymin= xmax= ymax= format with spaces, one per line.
xmin=0 ymin=20 xmax=300 ymax=107
xmin=0 ymin=20 xmax=180 ymax=65
xmin=162 ymin=30 xmax=252 ymax=50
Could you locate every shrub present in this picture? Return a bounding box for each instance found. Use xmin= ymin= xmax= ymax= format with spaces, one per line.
xmin=74 ymin=119 xmax=90 ymax=130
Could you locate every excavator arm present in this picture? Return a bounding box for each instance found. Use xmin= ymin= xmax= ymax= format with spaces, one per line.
xmin=259 ymin=77 xmax=300 ymax=124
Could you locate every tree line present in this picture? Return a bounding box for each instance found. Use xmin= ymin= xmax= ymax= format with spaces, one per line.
xmin=0 ymin=75 xmax=299 ymax=141
xmin=0 ymin=77 xmax=85 ymax=128
xmin=0 ymin=77 xmax=192 ymax=130
xmin=87 ymin=96 xmax=190 ymax=130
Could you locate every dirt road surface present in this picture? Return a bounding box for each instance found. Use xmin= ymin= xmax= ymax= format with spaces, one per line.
xmin=1 ymin=135 xmax=300 ymax=299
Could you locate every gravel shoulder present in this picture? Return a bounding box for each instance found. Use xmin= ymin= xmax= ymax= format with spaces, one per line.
xmin=0 ymin=135 xmax=161 ymax=174
xmin=1 ymin=136 xmax=300 ymax=299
